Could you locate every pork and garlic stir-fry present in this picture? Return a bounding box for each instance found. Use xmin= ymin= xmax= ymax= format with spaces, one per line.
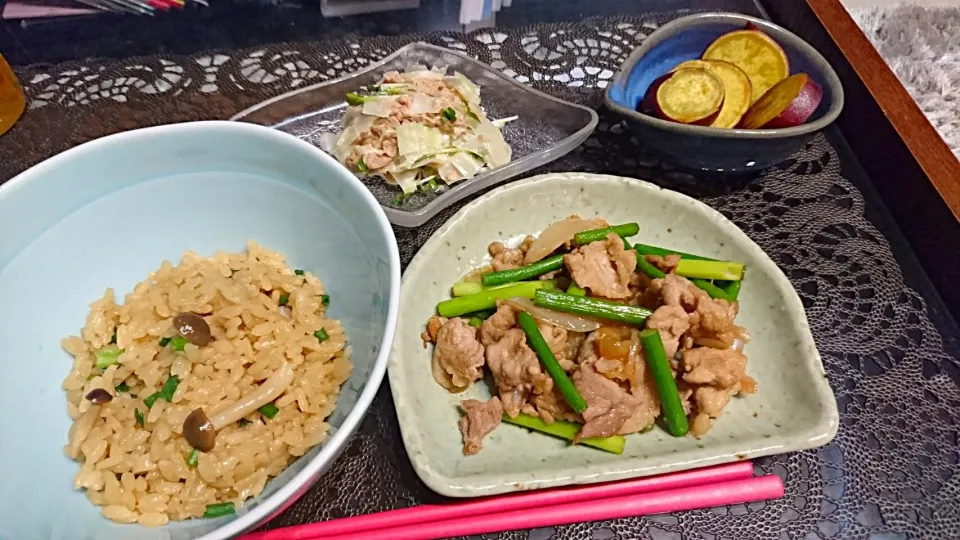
xmin=333 ymin=68 xmax=513 ymax=201
xmin=422 ymin=217 xmax=757 ymax=455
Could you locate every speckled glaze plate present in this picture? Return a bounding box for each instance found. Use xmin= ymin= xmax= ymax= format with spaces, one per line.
xmin=389 ymin=172 xmax=838 ymax=497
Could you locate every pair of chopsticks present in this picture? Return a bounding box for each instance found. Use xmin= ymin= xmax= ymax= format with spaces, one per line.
xmin=75 ymin=0 xmax=206 ymax=16
xmin=243 ymin=461 xmax=783 ymax=540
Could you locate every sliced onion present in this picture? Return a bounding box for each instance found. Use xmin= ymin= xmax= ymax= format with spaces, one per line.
xmin=407 ymin=94 xmax=440 ymax=115
xmin=505 ymin=297 xmax=601 ymax=333
xmin=361 ymin=96 xmax=397 ymax=117
xmin=523 ymin=217 xmax=607 ymax=264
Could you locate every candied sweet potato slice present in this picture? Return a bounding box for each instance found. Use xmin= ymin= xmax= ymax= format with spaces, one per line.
xmin=674 ymin=59 xmax=752 ymax=128
xmin=739 ymin=73 xmax=823 ymax=129
xmin=703 ymin=29 xmax=789 ymax=103
xmin=641 ymin=67 xmax=725 ymax=125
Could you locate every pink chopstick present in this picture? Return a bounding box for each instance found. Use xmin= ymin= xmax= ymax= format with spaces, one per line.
xmin=243 ymin=461 xmax=764 ymax=540
xmin=320 ymin=475 xmax=783 ymax=540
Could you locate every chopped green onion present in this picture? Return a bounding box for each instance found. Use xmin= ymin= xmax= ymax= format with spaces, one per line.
xmin=145 ymin=374 xmax=180 ymax=408
xmin=160 ymin=375 xmax=180 ymax=400
xmin=518 ymin=312 xmax=587 ymax=414
xmin=391 ymin=192 xmax=412 ymax=206
xmin=158 ymin=337 xmax=171 ymax=347
xmin=636 ymin=255 xmax=667 ymax=280
xmin=144 ymin=393 xmax=161 ymax=408
xmin=503 ymin=414 xmax=625 ymax=454
xmin=203 ymin=502 xmax=236 ymax=518
xmin=170 ymin=336 xmax=188 ymax=352
xmin=452 ymin=281 xmax=484 ymax=297
xmin=115 ymin=382 xmax=130 ymax=393
xmin=238 ymin=419 xmax=253 ymax=427
xmin=481 ymin=255 xmax=564 ymax=287
xmin=135 ymin=408 xmax=145 ymax=427
xmin=259 ymin=403 xmax=280 ymax=419
xmin=634 ymin=247 xmax=735 ymax=300
xmin=437 ymin=280 xmax=556 ymax=318
xmin=294 ymin=269 xmax=305 ymax=276
xmin=278 ymin=293 xmax=290 ymax=306
xmin=345 ymin=92 xmax=366 ymax=106
xmin=356 ymin=158 xmax=369 ymax=172
xmin=566 ymin=283 xmax=587 ymax=296
xmin=723 ymin=279 xmax=743 ymax=301
xmin=468 ymin=317 xmax=484 ymax=328
xmin=639 ymin=329 xmax=689 ymax=437
xmin=675 ymin=260 xmax=745 ymax=281
xmin=690 ymin=279 xmax=734 ymax=301
xmin=314 ymin=328 xmax=329 ymax=342
xmin=187 ymin=449 xmax=200 ymax=467
xmin=469 ymin=308 xmax=496 ymax=320
xmin=573 ymin=223 xmax=640 ymax=246
xmin=321 ymin=294 xmax=330 ymax=307
xmin=421 ymin=178 xmax=439 ymax=192
xmin=633 ymin=243 xmax=716 ymax=261
xmin=95 ymin=345 xmax=124 ymax=370
xmin=441 ymin=107 xmax=456 ymax=121
xmin=534 ymin=290 xmax=652 ymax=326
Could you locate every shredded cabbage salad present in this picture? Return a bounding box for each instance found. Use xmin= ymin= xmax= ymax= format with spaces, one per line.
xmin=333 ymin=68 xmax=514 ymax=202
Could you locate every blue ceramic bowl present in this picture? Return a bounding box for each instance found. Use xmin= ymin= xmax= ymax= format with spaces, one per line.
xmin=0 ymin=121 xmax=401 ymax=540
xmin=605 ymin=13 xmax=844 ymax=174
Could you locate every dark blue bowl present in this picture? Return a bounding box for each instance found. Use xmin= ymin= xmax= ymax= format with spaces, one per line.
xmin=605 ymin=13 xmax=844 ymax=174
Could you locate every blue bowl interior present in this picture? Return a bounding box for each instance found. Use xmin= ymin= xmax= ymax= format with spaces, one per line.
xmin=0 ymin=123 xmax=395 ymax=540
xmin=608 ymin=22 xmax=836 ymax=125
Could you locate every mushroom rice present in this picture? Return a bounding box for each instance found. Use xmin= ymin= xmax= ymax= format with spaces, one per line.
xmin=61 ymin=241 xmax=351 ymax=526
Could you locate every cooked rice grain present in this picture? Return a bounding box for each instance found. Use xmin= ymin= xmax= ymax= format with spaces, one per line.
xmin=62 ymin=241 xmax=351 ymax=525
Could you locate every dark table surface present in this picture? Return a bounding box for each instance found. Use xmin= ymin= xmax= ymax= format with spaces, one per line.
xmin=1 ymin=1 xmax=959 ymax=539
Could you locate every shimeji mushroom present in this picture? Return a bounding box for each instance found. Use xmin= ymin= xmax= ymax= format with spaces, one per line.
xmin=183 ymin=362 xmax=294 ymax=451
xmin=172 ymin=312 xmax=213 ymax=347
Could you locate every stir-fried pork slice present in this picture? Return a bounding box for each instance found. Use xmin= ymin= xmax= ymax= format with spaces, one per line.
xmin=486 ymin=329 xmax=553 ymax=418
xmin=619 ymin=334 xmax=661 ymax=434
xmin=646 ymin=254 xmax=681 ymax=274
xmin=652 ymin=273 xmax=704 ymax=310
xmin=538 ymin=321 xmax=568 ymax=363
xmin=432 ymin=318 xmax=485 ymax=392
xmin=421 ymin=315 xmax=447 ymax=348
xmin=651 ymin=273 xmax=739 ymax=337
xmin=564 ymin=233 xmax=637 ymax=299
xmin=480 ymin=302 xmax=518 ymax=346
xmin=645 ymin=305 xmax=691 ymax=359
xmin=489 ymin=236 xmax=535 ymax=272
xmin=459 ymin=397 xmax=503 ymax=455
xmin=682 ymin=347 xmax=747 ymax=387
xmin=528 ymin=387 xmax=580 ymax=424
xmin=572 ymin=362 xmax=640 ymax=442
xmin=680 ymin=347 xmax=750 ymax=438
xmin=562 ymin=332 xmax=586 ymax=371
xmin=694 ymin=295 xmax=739 ymax=335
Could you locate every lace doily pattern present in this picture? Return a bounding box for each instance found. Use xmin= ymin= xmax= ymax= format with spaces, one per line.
xmin=3 ymin=15 xmax=958 ymax=540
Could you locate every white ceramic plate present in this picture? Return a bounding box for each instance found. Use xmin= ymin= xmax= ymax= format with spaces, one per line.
xmin=389 ymin=172 xmax=838 ymax=497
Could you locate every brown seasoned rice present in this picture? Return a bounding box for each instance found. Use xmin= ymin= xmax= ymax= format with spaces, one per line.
xmin=61 ymin=241 xmax=351 ymax=526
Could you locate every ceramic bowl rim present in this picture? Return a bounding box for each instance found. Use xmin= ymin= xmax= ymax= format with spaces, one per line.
xmin=603 ymin=12 xmax=845 ymax=140
xmin=0 ymin=120 xmax=402 ymax=540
